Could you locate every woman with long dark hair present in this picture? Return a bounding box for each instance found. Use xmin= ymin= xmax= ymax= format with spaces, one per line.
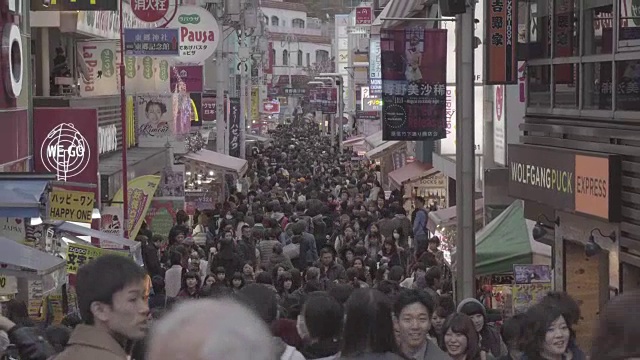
xmin=341 ymin=288 xmax=405 ymax=360
xmin=440 ymin=313 xmax=483 ymax=360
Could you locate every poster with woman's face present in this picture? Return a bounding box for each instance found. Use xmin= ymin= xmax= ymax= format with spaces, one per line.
xmin=136 ymin=94 xmax=174 ymax=147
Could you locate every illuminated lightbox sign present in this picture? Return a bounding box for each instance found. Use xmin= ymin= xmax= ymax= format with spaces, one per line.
xmin=31 ymin=0 xmax=118 ymax=11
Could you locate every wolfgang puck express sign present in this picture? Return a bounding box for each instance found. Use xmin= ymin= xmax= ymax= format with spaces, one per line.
xmin=507 ymin=144 xmax=621 ymax=221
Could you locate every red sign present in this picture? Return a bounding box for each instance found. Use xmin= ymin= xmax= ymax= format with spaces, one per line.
xmin=0 ymin=0 xmax=24 ymax=110
xmin=262 ymin=101 xmax=280 ymax=114
xmin=170 ymin=65 xmax=204 ymax=92
xmin=33 ymin=108 xmax=99 ymax=186
xmin=486 ymin=0 xmax=518 ymax=84
xmin=131 ymin=0 xmax=169 ymax=22
xmin=355 ymin=6 xmax=372 ymax=25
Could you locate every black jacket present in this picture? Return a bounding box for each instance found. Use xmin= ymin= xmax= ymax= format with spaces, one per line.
xmin=6 ymin=325 xmax=56 ymax=360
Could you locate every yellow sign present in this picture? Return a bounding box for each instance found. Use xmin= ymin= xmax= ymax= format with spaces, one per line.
xmin=48 ymin=189 xmax=95 ymax=223
xmin=126 ymin=96 xmax=136 ymax=147
xmin=112 ymin=175 xmax=161 ymax=239
xmin=0 ymin=275 xmax=17 ymax=295
xmin=251 ymin=87 xmax=259 ymax=121
xmin=66 ymin=243 xmax=127 ymax=274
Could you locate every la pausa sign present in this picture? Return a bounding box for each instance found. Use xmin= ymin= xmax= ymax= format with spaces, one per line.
xmin=169 ymin=6 xmax=220 ymax=64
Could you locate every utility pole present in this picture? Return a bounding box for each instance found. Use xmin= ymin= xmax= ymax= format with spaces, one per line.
xmin=239 ymin=19 xmax=247 ymax=159
xmin=455 ymin=5 xmax=477 ymax=301
xmin=215 ymin=46 xmax=227 ymax=154
xmin=338 ymin=78 xmax=344 ymax=154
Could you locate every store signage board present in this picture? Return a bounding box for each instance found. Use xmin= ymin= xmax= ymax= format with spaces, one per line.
xmin=493 ymin=85 xmax=506 ymax=165
xmin=170 ymin=65 xmax=204 ymax=92
xmin=31 ymin=0 xmax=117 ymax=11
xmin=124 ymin=28 xmax=180 ymax=56
xmin=355 ymin=6 xmax=372 ymax=25
xmin=228 ymin=97 xmax=241 ymax=158
xmin=507 ymin=144 xmax=621 ymax=222
xmin=486 ymin=0 xmax=518 ymax=84
xmin=47 ymin=189 xmax=95 ymax=223
xmin=284 ymin=88 xmax=306 ymax=96
xmin=131 ymin=0 xmax=169 ymax=22
xmin=167 ymin=5 xmax=220 ymax=64
xmin=0 ymin=275 xmax=17 ymax=295
xmin=262 ymin=101 xmax=280 ymax=114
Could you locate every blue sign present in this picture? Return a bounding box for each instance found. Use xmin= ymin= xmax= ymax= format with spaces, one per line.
xmin=124 ymin=28 xmax=180 ymax=56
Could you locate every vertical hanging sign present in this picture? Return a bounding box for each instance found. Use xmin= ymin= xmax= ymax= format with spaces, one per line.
xmin=228 ymin=97 xmax=241 ymax=158
xmin=486 ymin=0 xmax=518 ymax=84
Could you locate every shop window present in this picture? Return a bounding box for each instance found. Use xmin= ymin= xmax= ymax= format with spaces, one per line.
xmin=528 ymin=65 xmax=552 ymax=107
xmin=316 ymin=50 xmax=329 ymax=63
xmin=619 ymin=0 xmax=640 ymax=50
xmin=297 ymin=50 xmax=303 ymax=66
xmin=554 ymin=63 xmax=578 ymax=108
xmin=283 ymin=49 xmax=288 ymax=65
xmin=292 ymin=18 xmax=305 ymax=28
xmin=615 ymin=60 xmax=640 ymax=111
xmin=584 ymin=2 xmax=613 ymax=54
xmin=271 ymin=16 xmax=279 ymax=27
xmin=306 ymin=52 xmax=310 ymax=67
xmin=264 ymin=16 xmax=269 ymax=25
xmin=583 ymin=62 xmax=612 ymax=110
xmin=525 ymin=0 xmax=551 ymax=59
xmin=271 ymin=48 xmax=276 ymax=66
xmin=553 ymin=0 xmax=579 ymax=57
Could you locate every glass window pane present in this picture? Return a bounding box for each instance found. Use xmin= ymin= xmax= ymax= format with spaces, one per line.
xmin=554 ymin=0 xmax=579 ymax=56
xmin=619 ymin=0 xmax=640 ymax=50
xmin=528 ymin=65 xmax=552 ymax=106
xmin=583 ymin=62 xmax=613 ymax=109
xmin=616 ymin=60 xmax=640 ymax=110
xmin=584 ymin=0 xmax=613 ymax=54
xmin=554 ymin=64 xmax=578 ymax=107
xmin=526 ymin=0 xmax=552 ymax=58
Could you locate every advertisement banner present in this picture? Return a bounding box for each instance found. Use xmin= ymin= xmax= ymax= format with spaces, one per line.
xmin=156 ymin=168 xmax=185 ymax=197
xmin=66 ymin=243 xmax=126 ymax=274
xmin=262 ymin=100 xmax=280 ymax=114
xmin=0 ymin=217 xmax=25 ymax=243
xmin=167 ymin=6 xmax=221 ymax=64
xmin=369 ymin=35 xmax=382 ymax=94
xmin=251 ymin=87 xmax=259 ymax=120
xmin=512 ymin=283 xmax=552 ymax=314
xmin=486 ymin=0 xmax=518 ymax=84
xmin=493 ymin=85 xmax=506 ymax=165
xmin=0 ymin=275 xmax=17 ymax=295
xmin=100 ymin=206 xmax=124 ymax=247
xmin=170 ymin=65 xmax=204 ymax=92
xmin=144 ymin=199 xmax=183 ymax=238
xmin=355 ymin=6 xmax=372 ymax=25
xmin=124 ymin=28 xmax=180 ymax=56
xmin=228 ymin=97 xmax=241 ymax=158
xmin=34 ymin=108 xmax=99 ymax=185
xmin=381 ymin=28 xmax=447 ymax=141
xmin=201 ymin=95 xmax=216 ymax=121
xmin=507 ymin=144 xmax=621 ymax=221
xmin=47 ymin=189 xmax=95 ymax=223
xmin=135 ymin=94 xmax=174 ymax=147
xmin=124 ymin=55 xmax=171 ymax=93
xmin=77 ymin=40 xmax=119 ymax=97
xmin=513 ymin=264 xmax=552 ymax=284
xmin=185 ymin=191 xmax=216 ymax=215
xmin=112 ymin=175 xmax=161 ymax=239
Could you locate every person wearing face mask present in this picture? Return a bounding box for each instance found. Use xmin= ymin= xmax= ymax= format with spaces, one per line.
xmin=297 ymin=292 xmax=342 ymax=360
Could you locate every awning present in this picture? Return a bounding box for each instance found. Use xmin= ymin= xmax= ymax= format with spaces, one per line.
xmin=464 ymin=200 xmax=551 ymax=276
xmin=55 ymin=221 xmax=143 ymax=264
xmin=182 ymin=149 xmax=249 ymax=177
xmin=343 ymin=136 xmax=366 ymax=147
xmin=388 ymin=161 xmax=433 ymax=190
xmin=372 ymin=0 xmax=428 ymax=34
xmin=0 ymin=179 xmax=50 ymax=218
xmin=427 ymin=198 xmax=484 ymax=232
xmin=365 ymin=131 xmax=385 ymax=149
xmin=0 ymin=237 xmax=67 ymax=294
xmin=247 ymin=134 xmax=272 ymax=143
xmin=365 ymin=141 xmax=404 ymax=160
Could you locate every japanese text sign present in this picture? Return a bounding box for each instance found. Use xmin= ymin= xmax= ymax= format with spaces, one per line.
xmin=131 ymin=0 xmax=170 ymax=22
xmin=381 ymin=28 xmax=447 ymax=141
xmin=228 ymin=97 xmax=241 ymax=158
xmin=284 ymin=88 xmax=306 ymax=96
xmin=355 ymin=6 xmax=372 ymax=25
xmin=48 ymin=189 xmax=95 ymax=223
xmin=320 ymin=87 xmax=338 ymax=114
xmin=31 ymin=0 xmax=117 ymax=11
xmin=486 ymin=0 xmax=518 ymax=84
xmin=201 ymin=95 xmax=217 ymax=121
xmin=167 ymin=6 xmax=220 ymax=64
xmin=66 ymin=243 xmax=127 ymax=274
xmin=124 ymin=28 xmax=180 ymax=56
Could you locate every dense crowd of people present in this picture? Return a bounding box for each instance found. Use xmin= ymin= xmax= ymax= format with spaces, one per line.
xmin=0 ymin=122 xmax=638 ymax=360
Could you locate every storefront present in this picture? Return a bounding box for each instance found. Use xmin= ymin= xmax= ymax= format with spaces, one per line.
xmin=507 ymin=144 xmax=621 ymax=349
xmin=365 ymin=141 xmax=406 ymax=188
xmin=403 ymin=169 xmax=448 ymax=209
xmin=179 ymin=149 xmax=248 ymax=202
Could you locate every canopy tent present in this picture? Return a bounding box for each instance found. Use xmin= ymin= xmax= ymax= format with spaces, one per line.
xmin=371 ymin=0 xmax=428 ymax=34
xmin=55 ymin=221 xmax=143 ymax=265
xmin=182 ymin=149 xmax=249 ymax=177
xmin=343 ymin=135 xmax=366 ymax=147
xmin=364 ymin=131 xmax=385 ymax=149
xmin=427 ymin=198 xmax=484 ymax=232
xmin=0 ymin=178 xmax=51 ymax=218
xmin=388 ymin=161 xmax=433 ymax=189
xmin=247 ymin=134 xmax=271 ymax=143
xmin=365 ymin=141 xmax=403 ymax=160
xmin=0 ymin=237 xmax=67 ymax=295
xmin=474 ymin=200 xmax=552 ymax=276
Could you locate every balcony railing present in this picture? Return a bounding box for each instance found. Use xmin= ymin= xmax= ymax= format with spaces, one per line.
xmin=267 ymin=25 xmax=322 ymax=36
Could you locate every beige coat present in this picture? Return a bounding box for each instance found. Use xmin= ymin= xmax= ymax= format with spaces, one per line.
xmin=54 ymin=324 xmax=131 ymax=360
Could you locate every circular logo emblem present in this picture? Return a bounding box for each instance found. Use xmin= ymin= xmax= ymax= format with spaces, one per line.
xmin=40 ymin=123 xmax=91 ymax=181
xmin=383 ymin=103 xmax=407 ymax=129
xmin=131 ymin=0 xmax=170 ymax=23
xmin=495 ymin=86 xmax=504 ymax=121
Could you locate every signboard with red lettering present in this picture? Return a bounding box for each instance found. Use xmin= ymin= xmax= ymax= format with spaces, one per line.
xmin=167 ymin=6 xmax=220 ymax=64
xmin=131 ymin=0 xmax=170 ymax=22
xmin=262 ymin=101 xmax=280 ymax=114
xmin=486 ymin=0 xmax=518 ymax=84
xmin=355 ymin=6 xmax=372 ymax=25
